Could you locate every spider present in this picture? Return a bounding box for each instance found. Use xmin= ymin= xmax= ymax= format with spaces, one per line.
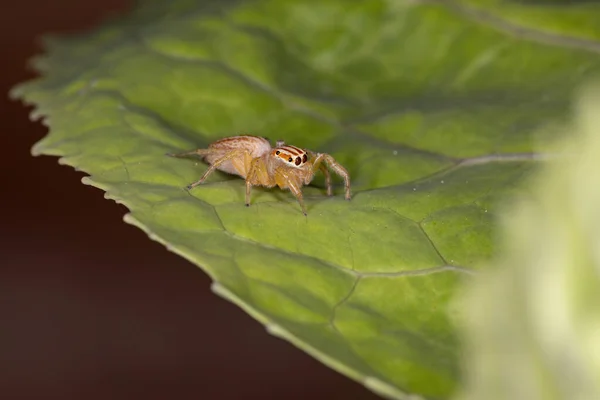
xmin=167 ymin=135 xmax=351 ymax=215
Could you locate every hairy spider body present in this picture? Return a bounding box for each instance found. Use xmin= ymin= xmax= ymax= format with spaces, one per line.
xmin=168 ymin=135 xmax=351 ymax=215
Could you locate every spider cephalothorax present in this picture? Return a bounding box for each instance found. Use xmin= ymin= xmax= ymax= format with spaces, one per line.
xmin=168 ymin=135 xmax=351 ymax=215
xmin=271 ymin=144 xmax=308 ymax=167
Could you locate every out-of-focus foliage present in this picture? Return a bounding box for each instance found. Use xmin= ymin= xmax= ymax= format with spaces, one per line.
xmin=455 ymin=81 xmax=600 ymax=400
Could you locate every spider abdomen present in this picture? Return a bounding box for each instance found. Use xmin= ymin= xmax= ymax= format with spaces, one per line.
xmin=205 ymin=135 xmax=271 ymax=177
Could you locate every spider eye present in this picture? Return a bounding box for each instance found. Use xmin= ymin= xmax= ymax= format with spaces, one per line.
xmin=276 ymin=151 xmax=280 ymax=155
xmin=302 ymin=154 xmax=307 ymax=163
xmin=288 ymin=157 xmax=293 ymax=162
xmin=295 ymin=157 xmax=301 ymax=166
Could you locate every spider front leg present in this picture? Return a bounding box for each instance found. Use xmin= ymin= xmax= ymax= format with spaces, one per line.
xmin=312 ymin=153 xmax=351 ymax=200
xmin=318 ymin=164 xmax=333 ymax=196
xmin=305 ymin=150 xmax=332 ymax=196
xmin=274 ymin=168 xmax=308 ymax=216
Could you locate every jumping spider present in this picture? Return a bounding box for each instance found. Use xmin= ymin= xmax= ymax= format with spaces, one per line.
xmin=168 ymin=135 xmax=351 ymax=215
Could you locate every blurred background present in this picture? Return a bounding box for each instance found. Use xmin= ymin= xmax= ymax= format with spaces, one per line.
xmin=0 ymin=1 xmax=378 ymax=399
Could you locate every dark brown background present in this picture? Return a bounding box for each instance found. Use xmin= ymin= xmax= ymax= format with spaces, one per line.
xmin=0 ymin=1 xmax=379 ymax=399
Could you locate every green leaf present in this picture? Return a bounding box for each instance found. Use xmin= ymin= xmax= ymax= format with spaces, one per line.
xmin=454 ymin=81 xmax=600 ymax=400
xmin=11 ymin=1 xmax=600 ymax=398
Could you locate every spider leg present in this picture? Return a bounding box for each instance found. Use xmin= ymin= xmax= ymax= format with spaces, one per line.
xmin=311 ymin=153 xmax=351 ymax=200
xmin=306 ymin=150 xmax=331 ymax=196
xmin=245 ymin=157 xmax=263 ymax=207
xmin=275 ymin=168 xmax=307 ymax=216
xmin=167 ymin=148 xmax=211 ymax=158
xmin=186 ymin=149 xmax=246 ymax=190
xmin=318 ymin=164 xmax=333 ymax=196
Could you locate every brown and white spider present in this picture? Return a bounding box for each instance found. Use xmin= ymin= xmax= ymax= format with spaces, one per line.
xmin=168 ymin=135 xmax=351 ymax=215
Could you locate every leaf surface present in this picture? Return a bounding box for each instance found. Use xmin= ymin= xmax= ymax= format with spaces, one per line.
xmin=455 ymin=81 xmax=600 ymax=400
xmin=12 ymin=1 xmax=600 ymax=398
